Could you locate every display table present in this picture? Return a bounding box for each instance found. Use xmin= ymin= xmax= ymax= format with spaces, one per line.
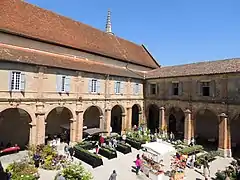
xmin=149 ymin=170 xmax=164 ymax=180
xmin=142 ymin=163 xmax=151 ymax=176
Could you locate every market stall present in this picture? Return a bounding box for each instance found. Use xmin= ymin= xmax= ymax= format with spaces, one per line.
xmin=141 ymin=142 xmax=175 ymax=180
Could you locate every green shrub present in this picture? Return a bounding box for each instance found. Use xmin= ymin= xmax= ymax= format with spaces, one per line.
xmin=7 ymin=160 xmax=39 ymax=180
xmin=55 ymin=163 xmax=93 ymax=180
xmin=178 ymin=145 xmax=203 ymax=155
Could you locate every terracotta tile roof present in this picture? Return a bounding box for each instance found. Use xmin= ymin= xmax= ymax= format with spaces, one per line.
xmin=146 ymin=58 xmax=240 ymax=79
xmin=0 ymin=0 xmax=159 ymax=69
xmin=0 ymin=43 xmax=145 ymax=79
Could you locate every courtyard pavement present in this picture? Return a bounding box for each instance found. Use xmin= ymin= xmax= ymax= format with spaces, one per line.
xmin=0 ymin=145 xmax=234 ymax=180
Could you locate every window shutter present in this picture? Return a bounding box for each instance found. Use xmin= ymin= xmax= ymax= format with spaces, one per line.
xmin=8 ymin=71 xmax=13 ymax=91
xmin=120 ymin=82 xmax=124 ymax=94
xmin=197 ymin=81 xmax=202 ymax=96
xmin=20 ymin=73 xmax=26 ymax=91
xmin=169 ymin=83 xmax=172 ymax=96
xmin=114 ymin=81 xmax=117 ymax=94
xmin=88 ymin=79 xmax=92 ymax=93
xmin=97 ymin=80 xmax=100 ymax=93
xmin=179 ymin=82 xmax=183 ymax=96
xmin=210 ymin=80 xmax=216 ymax=97
xmin=56 ymin=75 xmax=62 ymax=92
xmin=65 ymin=76 xmax=70 ymax=93
xmin=138 ymin=84 xmax=142 ymax=94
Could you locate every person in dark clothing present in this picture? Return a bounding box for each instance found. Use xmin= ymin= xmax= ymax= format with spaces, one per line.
xmin=5 ymin=169 xmax=11 ymax=180
xmin=68 ymin=146 xmax=75 ymax=161
xmin=33 ymin=152 xmax=40 ymax=168
xmin=109 ymin=170 xmax=117 ymax=180
xmin=0 ymin=161 xmax=4 ymax=172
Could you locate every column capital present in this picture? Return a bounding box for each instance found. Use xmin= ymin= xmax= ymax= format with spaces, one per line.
xmin=184 ymin=109 xmax=191 ymax=114
xmin=105 ymin=108 xmax=111 ymax=112
xmin=126 ymin=107 xmax=132 ymax=110
xmin=159 ymin=107 xmax=165 ymax=110
xmin=35 ymin=111 xmax=45 ymax=115
xmin=122 ymin=113 xmax=126 ymax=116
xmin=75 ymin=110 xmax=83 ymax=114
xmin=70 ymin=118 xmax=76 ymax=122
xmin=219 ymin=113 xmax=228 ymax=118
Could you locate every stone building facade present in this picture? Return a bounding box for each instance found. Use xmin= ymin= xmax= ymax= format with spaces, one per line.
xmin=0 ymin=0 xmax=239 ymax=158
xmin=145 ymin=59 xmax=240 ymax=157
xmin=0 ymin=0 xmax=159 ymax=148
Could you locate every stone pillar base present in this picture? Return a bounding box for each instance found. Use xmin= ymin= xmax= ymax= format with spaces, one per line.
xmin=218 ymin=148 xmax=232 ymax=158
xmin=184 ymin=139 xmax=190 ymax=145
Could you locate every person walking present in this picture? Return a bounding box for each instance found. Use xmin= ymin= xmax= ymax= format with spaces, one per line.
xmin=5 ymin=169 xmax=11 ymax=180
xmin=135 ymin=154 xmax=142 ymax=175
xmin=109 ymin=170 xmax=117 ymax=180
xmin=68 ymin=145 xmax=75 ymax=161
xmin=170 ymin=132 xmax=175 ymax=142
xmin=203 ymin=156 xmax=210 ymax=180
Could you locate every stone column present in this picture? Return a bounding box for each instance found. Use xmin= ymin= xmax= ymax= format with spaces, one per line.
xmin=184 ymin=109 xmax=192 ymax=144
xmin=139 ymin=111 xmax=143 ymax=126
xmin=121 ymin=112 xmax=126 ymax=134
xmin=159 ymin=107 xmax=166 ymax=131
xmin=99 ymin=115 xmax=104 ymax=130
xmin=75 ymin=110 xmax=83 ymax=142
xmin=69 ymin=118 xmax=77 ymax=142
xmin=218 ymin=113 xmax=232 ymax=157
xmin=105 ymin=109 xmax=111 ymax=136
xmin=126 ymin=107 xmax=132 ymax=130
xmin=35 ymin=112 xmax=45 ymax=145
xmin=29 ymin=122 xmax=37 ymax=145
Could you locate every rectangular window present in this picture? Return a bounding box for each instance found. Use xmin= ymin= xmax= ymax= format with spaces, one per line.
xmin=134 ymin=83 xmax=139 ymax=94
xmin=201 ymin=82 xmax=210 ymax=96
xmin=11 ymin=71 xmax=21 ymax=91
xmin=150 ymin=84 xmax=156 ymax=95
xmin=115 ymin=81 xmax=121 ymax=94
xmin=172 ymin=83 xmax=179 ymax=95
xmin=61 ymin=76 xmax=66 ymax=92
xmin=91 ymin=79 xmax=97 ymax=93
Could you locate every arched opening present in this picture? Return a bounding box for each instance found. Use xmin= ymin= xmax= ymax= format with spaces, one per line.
xmin=231 ymin=114 xmax=240 ymax=158
xmin=195 ymin=109 xmax=219 ymax=151
xmin=168 ymin=107 xmax=185 ymax=139
xmin=0 ymin=108 xmax=31 ymax=149
xmin=45 ymin=107 xmax=73 ymax=143
xmin=147 ymin=104 xmax=159 ymax=134
xmin=132 ymin=104 xmax=141 ymax=128
xmin=111 ymin=105 xmax=124 ymax=134
xmin=83 ymin=106 xmax=102 ymax=129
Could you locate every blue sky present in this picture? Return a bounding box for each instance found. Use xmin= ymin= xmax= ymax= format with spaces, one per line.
xmin=25 ymin=0 xmax=240 ymax=66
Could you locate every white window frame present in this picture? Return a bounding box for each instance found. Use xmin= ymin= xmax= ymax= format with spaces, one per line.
xmin=11 ymin=71 xmax=21 ymax=91
xmin=91 ymin=79 xmax=97 ymax=93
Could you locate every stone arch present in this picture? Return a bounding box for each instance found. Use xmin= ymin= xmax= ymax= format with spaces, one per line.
xmin=45 ymin=105 xmax=76 ymax=120
xmin=111 ymin=105 xmax=125 ymax=134
xmin=147 ymin=104 xmax=159 ymax=133
xmin=0 ymin=107 xmax=32 ymax=149
xmin=45 ymin=106 xmax=74 ymax=143
xmin=195 ymin=108 xmax=219 ymax=150
xmin=230 ymin=113 xmax=240 ymax=157
xmin=83 ymin=106 xmax=103 ymax=129
xmin=131 ymin=104 xmax=142 ymax=128
xmin=167 ymin=107 xmax=185 ymax=139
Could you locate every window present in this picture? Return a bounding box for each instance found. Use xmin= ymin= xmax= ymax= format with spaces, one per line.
xmin=88 ymin=79 xmax=100 ymax=93
xmin=201 ymin=82 xmax=210 ymax=96
xmin=134 ymin=83 xmax=139 ymax=94
xmin=56 ymin=75 xmax=70 ymax=93
xmin=91 ymin=79 xmax=97 ymax=93
xmin=61 ymin=76 xmax=66 ymax=92
xmin=150 ymin=84 xmax=157 ymax=95
xmin=172 ymin=83 xmax=179 ymax=95
xmin=115 ymin=81 xmax=121 ymax=94
xmin=9 ymin=71 xmax=25 ymax=91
